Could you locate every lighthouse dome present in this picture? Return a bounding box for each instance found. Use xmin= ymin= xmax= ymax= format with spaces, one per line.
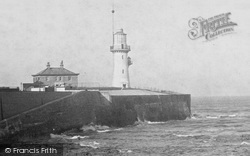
xmin=115 ymin=28 xmax=125 ymax=35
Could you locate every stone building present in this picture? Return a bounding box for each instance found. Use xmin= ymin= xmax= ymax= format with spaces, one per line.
xmin=32 ymin=61 xmax=79 ymax=87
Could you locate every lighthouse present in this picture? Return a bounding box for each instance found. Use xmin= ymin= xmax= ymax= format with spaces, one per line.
xmin=110 ymin=29 xmax=132 ymax=88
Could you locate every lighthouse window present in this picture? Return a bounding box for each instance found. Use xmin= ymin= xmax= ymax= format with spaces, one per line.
xmin=122 ymin=69 xmax=124 ymax=74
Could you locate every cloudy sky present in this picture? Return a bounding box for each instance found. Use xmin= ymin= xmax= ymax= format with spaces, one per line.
xmin=0 ymin=0 xmax=249 ymax=96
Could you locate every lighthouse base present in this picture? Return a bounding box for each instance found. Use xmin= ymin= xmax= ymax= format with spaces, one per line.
xmin=112 ymin=81 xmax=130 ymax=88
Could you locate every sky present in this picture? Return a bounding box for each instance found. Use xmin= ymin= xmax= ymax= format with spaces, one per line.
xmin=0 ymin=0 xmax=250 ymax=96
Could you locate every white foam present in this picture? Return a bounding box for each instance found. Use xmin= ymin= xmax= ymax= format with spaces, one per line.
xmin=191 ymin=116 xmax=197 ymax=119
xmin=206 ymin=116 xmax=218 ymax=119
xmin=127 ymin=150 xmax=132 ymax=153
xmin=97 ymin=129 xmax=111 ymax=133
xmin=219 ymin=115 xmax=227 ymax=118
xmin=97 ymin=128 xmax=123 ymax=133
xmin=79 ymin=141 xmax=100 ymax=149
xmin=93 ymin=141 xmax=100 ymax=145
xmin=114 ymin=128 xmax=123 ymax=131
xmin=241 ymin=142 xmax=250 ymax=145
xmin=217 ymin=114 xmax=239 ymax=119
xmin=79 ymin=143 xmax=98 ymax=149
xmin=147 ymin=121 xmax=167 ymax=124
xmin=173 ymin=134 xmax=193 ymax=137
xmin=70 ymin=135 xmax=89 ymax=139
xmin=50 ymin=133 xmax=89 ymax=140
xmin=118 ymin=149 xmax=133 ymax=153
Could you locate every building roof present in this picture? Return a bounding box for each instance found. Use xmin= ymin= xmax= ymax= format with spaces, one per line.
xmin=114 ymin=28 xmax=126 ymax=35
xmin=32 ymin=67 xmax=79 ymax=76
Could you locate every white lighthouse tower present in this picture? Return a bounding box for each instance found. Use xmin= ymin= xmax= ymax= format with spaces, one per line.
xmin=110 ymin=29 xmax=132 ymax=88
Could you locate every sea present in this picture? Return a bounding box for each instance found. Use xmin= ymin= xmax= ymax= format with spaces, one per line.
xmin=4 ymin=96 xmax=250 ymax=156
xmin=59 ymin=96 xmax=250 ymax=156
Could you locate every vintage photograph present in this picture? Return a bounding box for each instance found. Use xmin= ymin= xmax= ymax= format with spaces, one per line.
xmin=0 ymin=0 xmax=249 ymax=155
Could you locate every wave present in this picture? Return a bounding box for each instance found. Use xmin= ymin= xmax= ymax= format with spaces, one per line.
xmin=241 ymin=141 xmax=250 ymax=145
xmin=97 ymin=129 xmax=111 ymax=133
xmin=206 ymin=116 xmax=219 ymax=119
xmin=79 ymin=141 xmax=100 ymax=149
xmin=206 ymin=114 xmax=239 ymax=119
xmin=190 ymin=116 xmax=198 ymax=119
xmin=97 ymin=128 xmax=123 ymax=133
xmin=191 ymin=113 xmax=240 ymax=119
xmin=50 ymin=133 xmax=89 ymax=140
xmin=70 ymin=135 xmax=89 ymax=139
xmin=134 ymin=120 xmax=169 ymax=125
xmin=219 ymin=114 xmax=238 ymax=118
xmin=114 ymin=128 xmax=123 ymax=131
xmin=118 ymin=149 xmax=132 ymax=153
xmin=51 ymin=133 xmax=101 ymax=149
xmin=173 ymin=134 xmax=193 ymax=137
xmin=147 ymin=121 xmax=168 ymax=124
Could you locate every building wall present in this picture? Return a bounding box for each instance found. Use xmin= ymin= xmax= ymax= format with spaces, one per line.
xmin=111 ymin=29 xmax=131 ymax=88
xmin=33 ymin=75 xmax=78 ymax=87
xmin=112 ymin=52 xmax=130 ymax=88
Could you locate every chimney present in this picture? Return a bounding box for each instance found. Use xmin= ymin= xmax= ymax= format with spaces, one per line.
xmin=47 ymin=62 xmax=50 ymax=68
xmin=60 ymin=60 xmax=64 ymax=68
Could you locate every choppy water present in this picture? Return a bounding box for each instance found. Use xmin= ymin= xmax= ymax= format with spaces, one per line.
xmin=60 ymin=96 xmax=250 ymax=155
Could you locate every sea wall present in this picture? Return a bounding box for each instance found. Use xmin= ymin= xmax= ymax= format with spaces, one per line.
xmin=108 ymin=94 xmax=191 ymax=127
xmin=0 ymin=91 xmax=191 ymax=141
xmin=0 ymin=91 xmax=101 ymax=140
xmin=0 ymin=92 xmax=72 ymax=120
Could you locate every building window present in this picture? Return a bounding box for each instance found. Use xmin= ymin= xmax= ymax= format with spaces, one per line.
xmin=122 ymin=69 xmax=124 ymax=74
xmin=57 ymin=77 xmax=61 ymax=81
xmin=46 ymin=77 xmax=49 ymax=81
xmin=37 ymin=77 xmax=40 ymax=81
xmin=68 ymin=76 xmax=71 ymax=81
